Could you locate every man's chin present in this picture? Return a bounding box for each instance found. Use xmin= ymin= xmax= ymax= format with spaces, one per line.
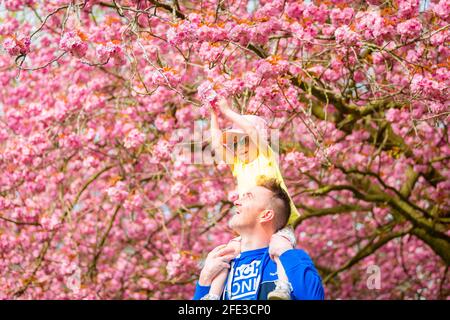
xmin=228 ymin=218 xmax=240 ymax=231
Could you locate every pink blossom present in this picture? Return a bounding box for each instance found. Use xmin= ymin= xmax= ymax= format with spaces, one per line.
xmin=330 ymin=7 xmax=355 ymax=25
xmin=61 ymin=133 xmax=82 ymax=149
xmin=82 ymin=155 xmax=100 ymax=169
xmin=147 ymin=68 xmax=181 ymax=87
xmin=106 ymin=181 xmax=129 ymax=203
xmin=406 ymin=47 xmax=423 ymax=63
xmin=124 ymin=128 xmax=145 ymax=149
xmin=410 ymin=74 xmax=445 ymax=99
xmin=291 ymin=23 xmax=318 ymax=43
xmin=153 ymin=140 xmax=172 ymax=161
xmin=285 ymin=151 xmax=316 ymax=172
xmin=250 ymin=20 xmax=282 ymax=45
xmin=243 ymin=72 xmax=260 ymax=90
xmin=175 ymin=107 xmax=194 ymax=123
xmin=356 ymin=11 xmax=391 ymax=41
xmin=434 ymin=67 xmax=449 ymax=83
xmin=196 ymin=25 xmax=227 ymax=42
xmin=301 ymin=3 xmax=329 ymax=24
xmin=3 ymin=35 xmax=30 ymax=56
xmin=396 ymin=18 xmax=422 ymax=41
xmin=137 ymin=14 xmax=150 ymax=28
xmin=167 ymin=21 xmax=197 ymax=46
xmin=155 ymin=115 xmax=175 ymax=132
xmin=222 ymin=78 xmax=246 ymax=95
xmin=199 ymin=181 xmax=225 ymax=206
xmin=170 ymin=182 xmax=189 ymax=196
xmin=198 ymin=42 xmax=223 ymax=63
xmin=96 ymin=41 xmax=126 ymax=65
xmin=431 ymin=0 xmax=450 ymax=20
xmin=428 ymin=102 xmax=447 ymax=113
xmin=334 ymin=26 xmax=361 ymax=46
xmin=397 ymin=0 xmax=420 ymax=19
xmin=0 ymin=18 xmax=20 ymax=35
xmin=123 ymin=193 xmax=144 ymax=212
xmin=255 ymin=57 xmax=289 ymax=79
xmin=229 ymin=24 xmax=251 ymax=46
xmin=254 ymin=0 xmax=284 ymax=19
xmin=430 ymin=30 xmax=449 ymax=46
xmin=40 ymin=211 xmax=62 ymax=231
xmin=3 ymin=0 xmax=35 ymax=11
xmin=166 ymin=252 xmax=197 ymax=280
xmin=59 ymin=31 xmax=88 ymax=58
xmin=197 ymin=80 xmax=219 ymax=108
xmin=285 ymin=2 xmax=305 ymax=20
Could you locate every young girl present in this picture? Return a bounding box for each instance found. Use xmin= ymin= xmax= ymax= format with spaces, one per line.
xmin=204 ymin=100 xmax=300 ymax=300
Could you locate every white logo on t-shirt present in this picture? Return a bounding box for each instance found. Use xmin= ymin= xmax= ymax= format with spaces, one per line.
xmin=229 ymin=260 xmax=262 ymax=300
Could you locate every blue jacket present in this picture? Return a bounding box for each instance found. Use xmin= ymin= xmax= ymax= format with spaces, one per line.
xmin=193 ymin=247 xmax=324 ymax=300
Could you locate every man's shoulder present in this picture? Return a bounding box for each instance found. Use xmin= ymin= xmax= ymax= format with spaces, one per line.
xmin=280 ymin=248 xmax=316 ymax=265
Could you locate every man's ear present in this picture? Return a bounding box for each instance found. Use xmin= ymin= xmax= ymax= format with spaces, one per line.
xmin=260 ymin=209 xmax=275 ymax=224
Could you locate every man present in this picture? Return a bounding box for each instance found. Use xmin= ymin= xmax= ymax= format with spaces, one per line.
xmin=193 ymin=177 xmax=325 ymax=300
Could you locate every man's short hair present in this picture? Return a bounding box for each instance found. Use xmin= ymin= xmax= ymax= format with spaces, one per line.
xmin=256 ymin=175 xmax=291 ymax=231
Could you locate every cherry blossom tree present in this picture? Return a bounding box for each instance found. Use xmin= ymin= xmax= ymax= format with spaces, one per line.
xmin=0 ymin=0 xmax=448 ymax=299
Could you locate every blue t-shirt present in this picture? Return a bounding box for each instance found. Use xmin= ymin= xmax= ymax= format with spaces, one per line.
xmin=193 ymin=247 xmax=324 ymax=300
xmin=223 ymin=247 xmax=267 ymax=300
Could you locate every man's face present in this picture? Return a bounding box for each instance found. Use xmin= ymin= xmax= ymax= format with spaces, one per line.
xmin=229 ymin=186 xmax=273 ymax=232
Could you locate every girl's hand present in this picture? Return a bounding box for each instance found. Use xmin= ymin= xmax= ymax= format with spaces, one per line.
xmin=269 ymin=234 xmax=293 ymax=261
xmin=210 ymin=100 xmax=220 ymax=114
xmin=217 ymin=98 xmax=230 ymax=114
xmin=199 ymin=244 xmax=237 ymax=286
xmin=227 ymin=237 xmax=241 ymax=255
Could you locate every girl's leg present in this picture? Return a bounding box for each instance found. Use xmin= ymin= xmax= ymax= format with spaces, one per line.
xmin=275 ymin=256 xmax=288 ymax=281
xmin=201 ymin=237 xmax=241 ymax=300
xmin=268 ymin=226 xmax=296 ymax=300
xmin=205 ymin=269 xmax=229 ymax=300
xmin=267 ymin=257 xmax=292 ymax=300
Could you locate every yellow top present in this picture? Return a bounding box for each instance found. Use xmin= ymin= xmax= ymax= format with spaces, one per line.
xmin=231 ymin=146 xmax=300 ymax=225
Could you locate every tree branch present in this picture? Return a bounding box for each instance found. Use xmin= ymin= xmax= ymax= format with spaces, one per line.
xmin=323 ymin=227 xmax=411 ymax=284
